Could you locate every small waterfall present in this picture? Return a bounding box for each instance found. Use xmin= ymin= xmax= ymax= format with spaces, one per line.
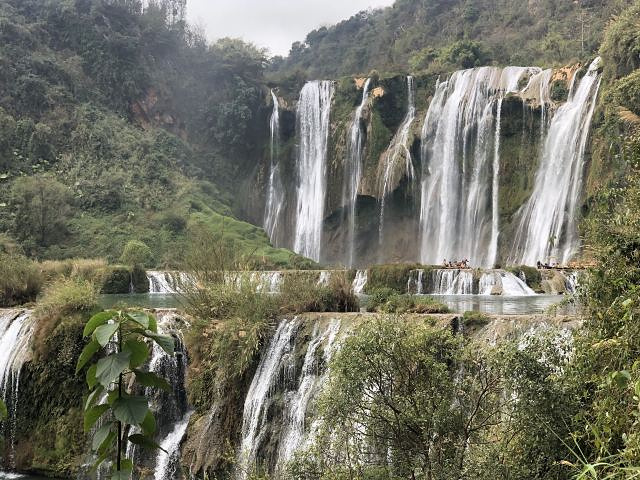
xmin=293 ymin=81 xmax=334 ymax=262
xmin=147 ymin=271 xmax=192 ymax=294
xmin=430 ymin=270 xmax=474 ymax=295
xmin=250 ymin=271 xmax=283 ymax=294
xmin=277 ymin=320 xmax=341 ymax=468
xmin=407 ymin=269 xmax=426 ymax=294
xmin=565 ymin=271 xmax=580 ymax=294
xmin=510 ymin=58 xmax=602 ymax=266
xmin=153 ymin=412 xmax=193 ymax=480
xmin=264 ymin=90 xmax=285 ymax=244
xmin=352 ymin=270 xmax=368 ymax=295
xmin=478 ymin=271 xmax=536 ymax=296
xmin=317 ymin=271 xmax=332 ymax=286
xmin=0 ymin=310 xmax=35 ymax=466
xmin=419 ymin=67 xmax=535 ymax=267
xmin=378 ymin=76 xmax=416 ymax=248
xmin=342 ymin=79 xmax=372 ymax=267
xmin=237 ymin=319 xmax=298 ymax=478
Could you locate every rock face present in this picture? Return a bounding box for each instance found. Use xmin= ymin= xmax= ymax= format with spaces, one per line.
xmin=252 ymin=63 xmax=597 ymax=268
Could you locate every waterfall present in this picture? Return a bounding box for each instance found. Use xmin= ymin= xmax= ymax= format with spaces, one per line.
xmin=317 ymin=271 xmax=332 ymax=286
xmin=352 ymin=270 xmax=368 ymax=295
xmin=277 ymin=320 xmax=341 ymax=468
xmin=264 ymin=90 xmax=284 ymax=244
xmin=237 ymin=319 xmax=298 ymax=478
xmin=379 ymin=76 xmax=416 ymax=248
xmin=147 ymin=271 xmax=192 ymax=294
xmin=0 ymin=310 xmax=34 ymax=466
xmin=154 ymin=412 xmax=193 ymax=480
xmin=407 ymin=269 xmax=426 ymax=294
xmin=565 ymin=271 xmax=580 ymax=294
xmin=430 ymin=270 xmax=474 ymax=295
xmin=478 ymin=271 xmax=536 ymax=296
xmin=293 ymin=81 xmax=334 ymax=262
xmin=419 ymin=67 xmax=535 ymax=267
xmin=510 ymin=58 xmax=602 ymax=266
xmin=342 ymin=79 xmax=372 ymax=267
xmin=250 ymin=271 xmax=284 ymax=294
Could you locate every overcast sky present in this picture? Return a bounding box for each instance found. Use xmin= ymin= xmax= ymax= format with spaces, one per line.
xmin=186 ymin=0 xmax=395 ymax=57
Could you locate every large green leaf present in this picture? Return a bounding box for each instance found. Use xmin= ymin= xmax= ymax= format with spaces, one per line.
xmin=142 ymin=331 xmax=175 ymax=355
xmin=111 ymin=472 xmax=131 ymax=480
xmin=95 ymin=351 xmax=131 ymax=388
xmin=134 ymin=370 xmax=172 ymax=392
xmin=86 ymin=364 xmax=98 ymax=389
xmin=123 ymin=338 xmax=149 ymax=369
xmin=128 ymin=433 xmax=167 ymax=453
xmin=92 ymin=422 xmax=113 ymax=450
xmin=84 ymin=311 xmax=118 ymax=337
xmin=112 ymin=395 xmax=149 ymax=425
xmin=84 ymin=403 xmax=109 ymax=432
xmin=94 ymin=323 xmax=119 ymax=347
xmin=126 ymin=312 xmax=150 ymax=329
xmin=141 ymin=410 xmax=156 ymax=436
xmin=85 ymin=385 xmax=104 ymax=411
xmin=76 ymin=338 xmax=101 ymax=374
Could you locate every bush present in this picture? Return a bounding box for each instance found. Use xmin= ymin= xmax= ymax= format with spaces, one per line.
xmin=35 ymin=277 xmax=97 ymax=319
xmin=367 ymin=289 xmax=449 ymax=314
xmin=365 ymin=264 xmax=419 ymax=293
xmin=100 ymin=266 xmax=132 ymax=294
xmin=120 ymin=240 xmax=153 ymax=267
xmin=0 ymin=253 xmax=43 ymax=307
xmin=279 ymin=273 xmax=359 ymax=314
xmin=462 ymin=310 xmax=491 ymax=327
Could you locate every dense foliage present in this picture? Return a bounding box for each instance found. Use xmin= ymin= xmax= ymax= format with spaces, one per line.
xmin=0 ymin=0 xmax=293 ymax=266
xmin=272 ymin=0 xmax=633 ymax=79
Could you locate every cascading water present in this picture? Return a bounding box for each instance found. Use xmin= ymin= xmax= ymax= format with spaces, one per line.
xmin=478 ymin=271 xmax=536 ymax=296
xmin=352 ymin=270 xmax=368 ymax=295
xmin=154 ymin=412 xmax=193 ymax=480
xmin=237 ymin=319 xmax=298 ymax=478
xmin=0 ymin=310 xmax=34 ymax=467
xmin=264 ymin=90 xmax=285 ymax=244
xmin=317 ymin=271 xmax=332 ymax=286
xmin=509 ymin=58 xmax=602 ymax=266
xmin=147 ymin=271 xmax=192 ymax=294
xmin=342 ymin=79 xmax=371 ymax=267
xmin=430 ymin=270 xmax=474 ymax=295
xmin=293 ymin=81 xmax=334 ymax=262
xmin=419 ymin=67 xmax=536 ymax=267
xmin=378 ymin=76 xmax=416 ymax=248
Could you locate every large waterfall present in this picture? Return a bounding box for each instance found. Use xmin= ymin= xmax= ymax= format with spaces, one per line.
xmin=419 ymin=67 xmax=536 ymax=267
xmin=293 ymin=81 xmax=334 ymax=262
xmin=378 ymin=75 xmax=416 ymax=248
xmin=264 ymin=90 xmax=284 ymax=244
xmin=342 ymin=78 xmax=371 ymax=267
xmin=509 ymin=58 xmax=602 ymax=265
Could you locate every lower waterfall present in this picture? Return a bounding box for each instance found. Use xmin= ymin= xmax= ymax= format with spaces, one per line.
xmin=0 ymin=310 xmax=35 ymax=467
xmin=237 ymin=318 xmax=342 ymax=478
xmin=352 ymin=270 xmax=368 ymax=295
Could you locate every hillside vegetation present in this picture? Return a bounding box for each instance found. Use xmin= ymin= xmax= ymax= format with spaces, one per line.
xmin=272 ymin=0 xmax=633 ymax=78
xmin=0 ymin=0 xmax=299 ymax=267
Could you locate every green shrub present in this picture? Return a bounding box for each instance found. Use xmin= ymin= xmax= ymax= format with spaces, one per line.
xmin=100 ymin=266 xmax=131 ymax=294
xmin=365 ymin=264 xmax=420 ymax=293
xmin=35 ymin=277 xmax=97 ymax=318
xmin=280 ymin=272 xmax=359 ymax=314
xmin=367 ymin=290 xmax=449 ymax=314
xmin=462 ymin=310 xmax=491 ymax=327
xmin=120 ymin=240 xmax=153 ymax=267
xmin=0 ymin=253 xmax=43 ymax=307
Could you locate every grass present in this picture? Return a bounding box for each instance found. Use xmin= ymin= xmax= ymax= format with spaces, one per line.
xmin=366 ymin=288 xmax=449 ymax=314
xmin=0 ymin=253 xmax=43 ymax=307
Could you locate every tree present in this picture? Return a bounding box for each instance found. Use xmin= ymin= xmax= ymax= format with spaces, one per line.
xmin=77 ymin=310 xmax=175 ymax=479
xmin=11 ymin=176 xmax=72 ymax=254
xmin=120 ymin=240 xmax=153 ymax=267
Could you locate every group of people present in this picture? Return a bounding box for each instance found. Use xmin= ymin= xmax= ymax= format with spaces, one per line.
xmin=537 ymin=260 xmax=559 ymax=269
xmin=443 ymin=259 xmax=470 ymax=268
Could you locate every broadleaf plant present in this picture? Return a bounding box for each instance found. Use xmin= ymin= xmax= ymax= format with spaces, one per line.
xmin=77 ymin=310 xmax=175 ymax=479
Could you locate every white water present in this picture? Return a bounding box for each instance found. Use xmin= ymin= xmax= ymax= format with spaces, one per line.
xmin=478 ymin=271 xmax=536 ymax=296
xmin=342 ymin=79 xmax=372 ymax=267
xmin=154 ymin=412 xmax=193 ymax=480
xmin=317 ymin=271 xmax=332 ymax=286
xmin=431 ymin=270 xmax=474 ymax=295
xmin=419 ymin=67 xmax=536 ymax=267
xmin=379 ymin=76 xmax=416 ymax=247
xmin=264 ymin=90 xmax=285 ymax=244
xmin=0 ymin=310 xmax=35 ymax=466
xmin=238 ymin=319 xmax=297 ymax=478
xmin=277 ymin=320 xmax=341 ymax=467
xmin=293 ymin=81 xmax=334 ymax=262
xmin=352 ymin=270 xmax=368 ymax=295
xmin=147 ymin=271 xmax=192 ymax=294
xmin=510 ymin=58 xmax=602 ymax=266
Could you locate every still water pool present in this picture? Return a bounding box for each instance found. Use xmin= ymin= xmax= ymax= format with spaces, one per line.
xmin=0 ymin=473 xmax=58 ymax=480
